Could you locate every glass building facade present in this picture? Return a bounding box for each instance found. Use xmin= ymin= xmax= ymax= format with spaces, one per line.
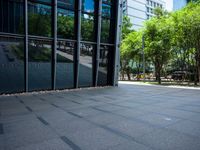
xmin=0 ymin=0 xmax=121 ymax=94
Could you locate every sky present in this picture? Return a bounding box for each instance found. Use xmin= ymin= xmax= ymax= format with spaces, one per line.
xmin=165 ymin=0 xmax=173 ymax=11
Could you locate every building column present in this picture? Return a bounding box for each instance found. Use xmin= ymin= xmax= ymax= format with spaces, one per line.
xmin=74 ymin=0 xmax=82 ymax=88
xmin=113 ymin=0 xmax=123 ymax=86
xmin=24 ymin=0 xmax=28 ymax=92
xmin=52 ymin=0 xmax=57 ymax=90
xmin=94 ymin=0 xmax=102 ymax=86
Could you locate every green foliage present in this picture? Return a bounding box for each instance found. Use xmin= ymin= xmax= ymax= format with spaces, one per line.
xmin=57 ymin=15 xmax=74 ymax=39
xmin=120 ymin=1 xmax=200 ymax=84
xmin=144 ymin=8 xmax=172 ymax=83
xmin=122 ymin=16 xmax=133 ymax=40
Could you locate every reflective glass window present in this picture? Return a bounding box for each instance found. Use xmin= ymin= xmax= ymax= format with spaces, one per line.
xmin=98 ymin=45 xmax=109 ymax=86
xmin=0 ymin=0 xmax=24 ymax=34
xmin=56 ymin=41 xmax=74 ymax=89
xmin=28 ymin=2 xmax=52 ymax=37
xmin=81 ymin=14 xmax=94 ymax=41
xmin=79 ymin=43 xmax=94 ymax=87
xmin=102 ymin=4 xmax=111 ymax=18
xmin=57 ymin=9 xmax=75 ymax=39
xmin=102 ymin=0 xmax=111 ymax=4
xmin=58 ymin=0 xmax=75 ymax=10
xmin=101 ymin=18 xmax=110 ymax=43
xmin=0 ymin=37 xmax=24 ymax=94
xmin=28 ymin=39 xmax=52 ymax=91
xmin=82 ymin=0 xmax=95 ymax=13
xmin=34 ymin=0 xmax=52 ymax=4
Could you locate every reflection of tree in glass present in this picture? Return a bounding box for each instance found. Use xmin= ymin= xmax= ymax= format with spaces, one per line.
xmin=28 ymin=41 xmax=51 ymax=62
xmin=57 ymin=15 xmax=74 ymax=39
xmin=101 ymin=19 xmax=110 ymax=43
xmin=81 ymin=15 xmax=94 ymax=41
xmin=28 ymin=5 xmax=51 ymax=37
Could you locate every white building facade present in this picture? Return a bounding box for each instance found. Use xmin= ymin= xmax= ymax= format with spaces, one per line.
xmin=123 ymin=0 xmax=166 ymax=30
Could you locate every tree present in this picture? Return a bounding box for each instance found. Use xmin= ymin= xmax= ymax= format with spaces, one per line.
xmin=120 ymin=31 xmax=143 ymax=80
xmin=144 ymin=8 xmax=172 ymax=84
xmin=120 ymin=16 xmax=134 ymax=80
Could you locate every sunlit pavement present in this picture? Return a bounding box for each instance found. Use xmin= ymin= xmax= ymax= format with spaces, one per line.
xmin=0 ymin=83 xmax=200 ymax=150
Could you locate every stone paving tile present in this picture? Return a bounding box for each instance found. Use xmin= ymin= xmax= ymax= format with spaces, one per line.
xmin=136 ymin=128 xmax=200 ymax=150
xmin=135 ymin=112 xmax=182 ymax=127
xmin=104 ymin=140 xmax=153 ymax=150
xmin=15 ymin=138 xmax=73 ymax=150
xmin=106 ymin=119 xmax=156 ymax=138
xmin=4 ymin=126 xmax=58 ymax=150
xmin=68 ymin=107 xmax=103 ymax=117
xmin=65 ymin=127 xmax=132 ymax=150
xmin=87 ymin=112 xmax=128 ymax=125
xmin=166 ymin=120 xmax=200 ymax=138
xmin=51 ymin=118 xmax=97 ymax=135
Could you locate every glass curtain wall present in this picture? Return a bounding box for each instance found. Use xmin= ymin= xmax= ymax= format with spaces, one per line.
xmin=56 ymin=0 xmax=75 ymax=89
xmin=28 ymin=0 xmax=52 ymax=91
xmin=0 ymin=0 xmax=118 ymax=94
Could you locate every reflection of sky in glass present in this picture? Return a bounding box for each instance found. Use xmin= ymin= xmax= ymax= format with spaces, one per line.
xmin=83 ymin=0 xmax=94 ymax=13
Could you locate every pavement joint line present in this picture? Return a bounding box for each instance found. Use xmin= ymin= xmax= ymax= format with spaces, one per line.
xmin=70 ymin=100 xmax=82 ymax=105
xmin=56 ymin=95 xmax=64 ymax=99
xmin=67 ymin=112 xmax=83 ymax=118
xmin=51 ymin=103 xmax=60 ymax=108
xmin=37 ymin=116 xmax=49 ymax=126
xmin=0 ymin=123 xmax=4 ymax=134
xmin=39 ymin=98 xmax=46 ymax=101
xmin=19 ymin=99 xmax=24 ymax=104
xmin=175 ymin=107 xmax=200 ymax=114
xmin=60 ymin=136 xmax=82 ymax=150
xmin=25 ymin=106 xmax=33 ymax=112
xmin=92 ymin=107 xmax=112 ymax=114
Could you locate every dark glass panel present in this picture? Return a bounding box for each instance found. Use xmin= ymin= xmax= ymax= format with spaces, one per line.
xmin=33 ymin=0 xmax=52 ymax=4
xmin=28 ymin=2 xmax=52 ymax=37
xmin=101 ymin=18 xmax=110 ymax=43
xmin=98 ymin=45 xmax=109 ymax=86
xmin=56 ymin=41 xmax=74 ymax=89
xmin=0 ymin=0 xmax=24 ymax=34
xmin=58 ymin=0 xmax=75 ymax=10
xmin=28 ymin=39 xmax=52 ymax=91
xmin=102 ymin=4 xmax=111 ymax=18
xmin=82 ymin=0 xmax=94 ymax=13
xmin=57 ymin=9 xmax=75 ymax=39
xmin=102 ymin=0 xmax=111 ymax=4
xmin=81 ymin=14 xmax=94 ymax=41
xmin=0 ymin=37 xmax=24 ymax=94
xmin=79 ymin=43 xmax=94 ymax=87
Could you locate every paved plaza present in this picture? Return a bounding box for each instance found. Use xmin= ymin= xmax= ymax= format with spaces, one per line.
xmin=0 ymin=82 xmax=200 ymax=150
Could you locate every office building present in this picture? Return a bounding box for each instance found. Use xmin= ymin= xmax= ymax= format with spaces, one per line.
xmin=122 ymin=0 xmax=165 ymax=30
xmin=0 ymin=0 xmax=121 ymax=94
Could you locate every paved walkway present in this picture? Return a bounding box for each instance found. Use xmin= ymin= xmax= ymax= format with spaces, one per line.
xmin=0 ymin=83 xmax=200 ymax=150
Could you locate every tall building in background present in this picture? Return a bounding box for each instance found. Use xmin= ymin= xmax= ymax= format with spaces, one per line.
xmin=122 ymin=0 xmax=166 ymax=30
xmin=0 ymin=0 xmax=121 ymax=94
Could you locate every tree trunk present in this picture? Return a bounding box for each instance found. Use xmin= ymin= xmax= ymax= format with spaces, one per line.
xmin=126 ymin=69 xmax=131 ymax=81
xmin=155 ymin=62 xmax=161 ymax=84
